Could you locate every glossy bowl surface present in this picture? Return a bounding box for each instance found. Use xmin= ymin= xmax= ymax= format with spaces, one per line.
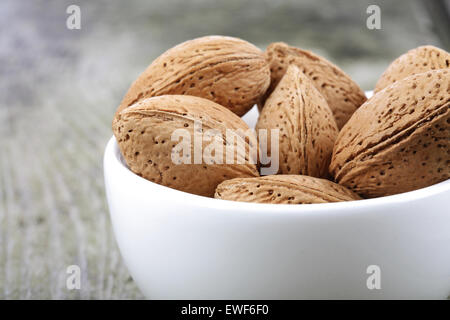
xmin=104 ymin=99 xmax=450 ymax=299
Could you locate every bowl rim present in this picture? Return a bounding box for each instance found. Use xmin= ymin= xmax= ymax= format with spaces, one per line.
xmin=104 ymin=136 xmax=450 ymax=216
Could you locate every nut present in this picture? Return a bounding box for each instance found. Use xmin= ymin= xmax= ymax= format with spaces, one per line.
xmin=214 ymin=175 xmax=361 ymax=204
xmin=116 ymin=35 xmax=270 ymax=117
xmin=256 ymin=65 xmax=338 ymax=178
xmin=262 ymin=42 xmax=367 ymax=129
xmin=113 ymin=95 xmax=260 ymax=197
xmin=374 ymin=45 xmax=450 ymax=93
xmin=330 ymin=69 xmax=450 ymax=198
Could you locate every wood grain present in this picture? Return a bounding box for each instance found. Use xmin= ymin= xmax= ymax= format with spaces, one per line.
xmin=0 ymin=91 xmax=143 ymax=300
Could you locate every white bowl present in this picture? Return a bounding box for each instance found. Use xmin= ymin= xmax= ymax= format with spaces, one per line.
xmin=104 ymin=103 xmax=450 ymax=299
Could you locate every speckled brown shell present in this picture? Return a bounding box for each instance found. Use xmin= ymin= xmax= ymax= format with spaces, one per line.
xmin=261 ymin=42 xmax=367 ymax=129
xmin=330 ymin=69 xmax=450 ymax=198
xmin=113 ymin=95 xmax=260 ymax=197
xmin=214 ymin=175 xmax=361 ymax=204
xmin=374 ymin=45 xmax=450 ymax=93
xmin=116 ymin=36 xmax=270 ymax=117
xmin=255 ymin=65 xmax=338 ymax=178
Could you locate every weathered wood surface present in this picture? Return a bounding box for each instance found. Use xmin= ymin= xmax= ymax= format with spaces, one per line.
xmin=0 ymin=88 xmax=144 ymax=299
xmin=0 ymin=0 xmax=446 ymax=299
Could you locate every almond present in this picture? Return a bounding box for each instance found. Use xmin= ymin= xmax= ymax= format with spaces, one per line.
xmin=330 ymin=69 xmax=450 ymax=198
xmin=214 ymin=175 xmax=361 ymax=204
xmin=116 ymin=36 xmax=270 ymax=117
xmin=113 ymin=95 xmax=260 ymax=197
xmin=374 ymin=45 xmax=450 ymax=93
xmin=255 ymin=65 xmax=338 ymax=178
xmin=262 ymin=42 xmax=367 ymax=129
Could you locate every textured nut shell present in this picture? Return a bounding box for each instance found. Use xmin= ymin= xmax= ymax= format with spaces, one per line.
xmin=256 ymin=65 xmax=338 ymax=178
xmin=113 ymin=95 xmax=260 ymax=197
xmin=374 ymin=45 xmax=450 ymax=93
xmin=116 ymin=36 xmax=270 ymax=117
xmin=330 ymin=69 xmax=450 ymax=198
xmin=262 ymin=42 xmax=367 ymax=129
xmin=214 ymin=175 xmax=361 ymax=204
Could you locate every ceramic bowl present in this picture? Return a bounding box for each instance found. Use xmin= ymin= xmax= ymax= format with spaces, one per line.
xmin=104 ymin=99 xmax=450 ymax=299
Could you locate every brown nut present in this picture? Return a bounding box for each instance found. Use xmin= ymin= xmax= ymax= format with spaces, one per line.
xmin=261 ymin=42 xmax=367 ymax=129
xmin=215 ymin=175 xmax=361 ymax=204
xmin=113 ymin=95 xmax=260 ymax=197
xmin=256 ymin=65 xmax=338 ymax=178
xmin=116 ymin=36 xmax=270 ymax=117
xmin=330 ymin=69 xmax=450 ymax=198
xmin=374 ymin=45 xmax=450 ymax=93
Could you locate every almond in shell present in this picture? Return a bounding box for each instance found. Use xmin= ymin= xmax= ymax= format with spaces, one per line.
xmin=113 ymin=95 xmax=260 ymax=197
xmin=262 ymin=42 xmax=367 ymax=129
xmin=116 ymin=36 xmax=270 ymax=117
xmin=330 ymin=69 xmax=450 ymax=198
xmin=374 ymin=45 xmax=450 ymax=93
xmin=214 ymin=175 xmax=361 ymax=204
xmin=255 ymin=65 xmax=338 ymax=178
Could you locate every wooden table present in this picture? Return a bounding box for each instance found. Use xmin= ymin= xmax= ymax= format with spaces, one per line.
xmin=0 ymin=103 xmax=144 ymax=299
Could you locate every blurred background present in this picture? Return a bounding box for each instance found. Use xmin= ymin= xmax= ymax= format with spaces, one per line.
xmin=0 ymin=0 xmax=448 ymax=299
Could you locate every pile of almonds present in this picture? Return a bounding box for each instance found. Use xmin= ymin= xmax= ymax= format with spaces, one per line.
xmin=112 ymin=36 xmax=449 ymax=204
